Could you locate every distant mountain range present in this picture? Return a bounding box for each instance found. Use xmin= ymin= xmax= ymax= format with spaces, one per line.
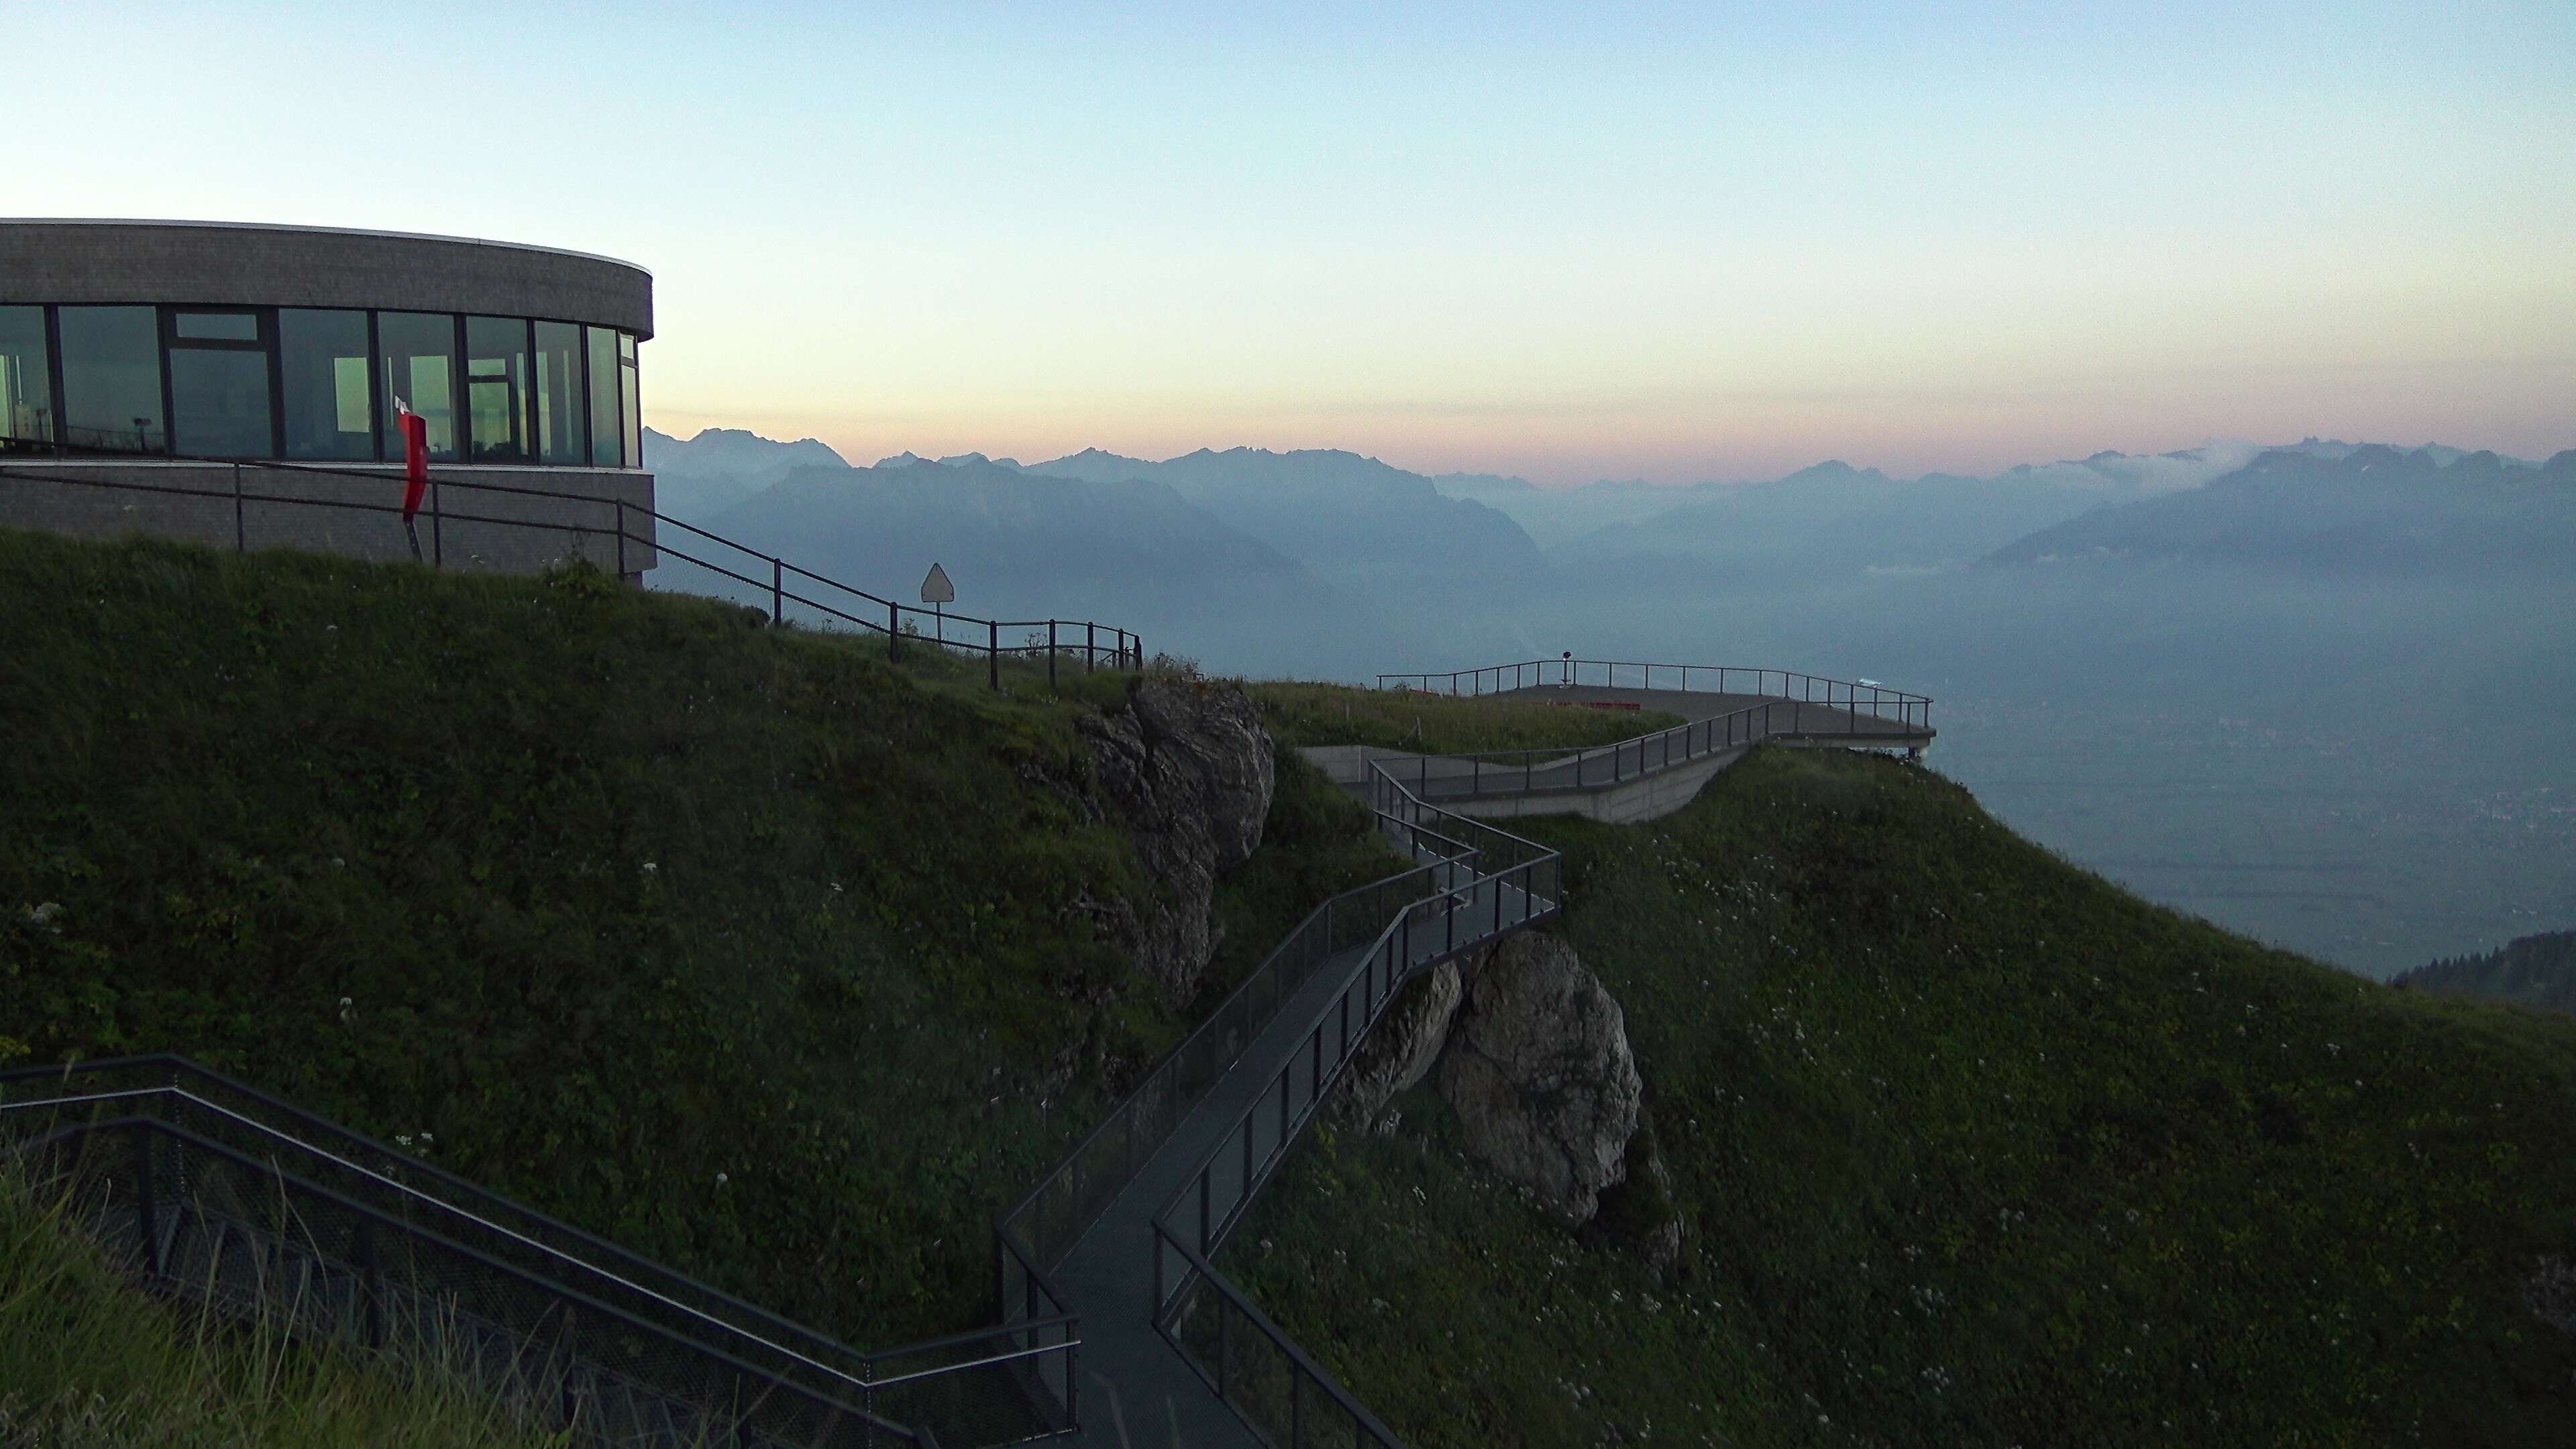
xmin=663 ymin=454 xmax=1375 ymax=677
xmin=1985 ymin=445 xmax=2575 ymax=578
xmin=634 ymin=427 xmax=2574 ymax=678
xmin=2393 ymin=931 xmax=2576 ymax=1014
xmin=642 ymin=427 xmax=849 ymax=520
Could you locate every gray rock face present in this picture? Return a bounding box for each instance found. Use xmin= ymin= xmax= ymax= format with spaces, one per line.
xmin=1336 ymin=959 xmax=1463 ymax=1131
xmin=1079 ymin=680 xmax=1276 ymax=998
xmin=1439 ymin=933 xmax=1642 ymax=1224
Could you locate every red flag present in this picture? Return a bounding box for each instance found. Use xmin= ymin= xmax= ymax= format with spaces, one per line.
xmin=396 ymin=401 xmax=429 ymax=521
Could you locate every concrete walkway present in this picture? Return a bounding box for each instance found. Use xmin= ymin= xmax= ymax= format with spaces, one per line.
xmin=1304 ymin=684 xmax=1934 ymax=825
xmin=1049 ymin=865 xmax=1545 ymax=1448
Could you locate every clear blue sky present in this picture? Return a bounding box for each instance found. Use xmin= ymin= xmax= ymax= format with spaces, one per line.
xmin=17 ymin=1 xmax=2573 ymax=482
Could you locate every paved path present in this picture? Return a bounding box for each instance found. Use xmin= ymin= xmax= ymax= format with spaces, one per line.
xmin=1051 ymin=867 xmax=1544 ymax=1448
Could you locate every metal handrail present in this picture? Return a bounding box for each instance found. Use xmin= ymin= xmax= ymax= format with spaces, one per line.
xmin=5 ymin=1102 xmax=940 ymax=1447
xmin=1139 ymin=762 xmax=1560 ymax=1448
xmin=1376 ymin=657 xmax=1932 ymax=727
xmin=0 ymin=1063 xmax=1074 ymax=1444
xmin=0 ymin=1058 xmax=929 ymax=1381
xmin=0 ymin=455 xmax=1144 ymax=687
xmin=1351 ymin=682 xmax=1934 ymax=806
xmin=1150 ymin=1225 xmax=1406 ymax=1448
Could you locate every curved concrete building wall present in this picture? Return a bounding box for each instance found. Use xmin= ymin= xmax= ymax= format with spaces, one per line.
xmin=0 ymin=220 xmax=655 ymax=579
xmin=0 ymin=221 xmax=652 ymax=337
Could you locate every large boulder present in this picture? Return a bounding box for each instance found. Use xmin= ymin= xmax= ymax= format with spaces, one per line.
xmin=1078 ymin=680 xmax=1275 ymax=998
xmin=1438 ymin=933 xmax=1642 ymax=1224
xmin=1336 ymin=958 xmax=1464 ymax=1131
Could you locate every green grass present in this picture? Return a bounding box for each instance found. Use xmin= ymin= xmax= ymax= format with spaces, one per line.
xmin=1246 ymin=680 xmax=1686 ymax=754
xmin=0 ymin=1159 xmax=561 ymax=1448
xmin=1228 ymin=747 xmax=2576 ymax=1447
xmin=0 ymin=529 xmax=1381 ymax=1352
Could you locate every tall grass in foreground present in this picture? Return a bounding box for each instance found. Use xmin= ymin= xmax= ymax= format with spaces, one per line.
xmin=0 ymin=1157 xmax=568 ymax=1449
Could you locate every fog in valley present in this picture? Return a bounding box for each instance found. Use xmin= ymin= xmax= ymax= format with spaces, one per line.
xmin=645 ymin=429 xmax=2575 ymax=981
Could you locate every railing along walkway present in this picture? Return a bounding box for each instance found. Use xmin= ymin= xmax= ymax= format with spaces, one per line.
xmin=0 ymin=1063 xmax=971 ymax=1447
xmin=1008 ymin=765 xmax=1559 ymax=1446
xmin=1338 ymin=658 xmax=1937 ymax=813
xmin=0 ymin=454 xmax=1142 ymax=690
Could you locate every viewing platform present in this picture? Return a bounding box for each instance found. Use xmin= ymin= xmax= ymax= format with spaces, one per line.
xmin=1306 ymin=658 xmax=1935 ymax=825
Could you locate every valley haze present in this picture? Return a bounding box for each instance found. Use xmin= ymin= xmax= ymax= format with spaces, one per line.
xmin=647 ymin=425 xmax=2576 ymax=983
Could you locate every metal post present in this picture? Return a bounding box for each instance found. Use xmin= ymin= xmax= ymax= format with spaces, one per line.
xmin=771 ymin=558 xmax=783 ymax=625
xmin=889 ymin=600 xmax=900 ymax=661
xmin=232 ymin=462 xmax=244 ymax=551
xmin=131 ymin=1125 xmax=164 ymax=1279
xmin=1086 ymin=623 xmax=1096 ymax=674
xmin=359 ymin=1218 xmax=386 ymax=1348
xmin=1049 ymin=620 xmax=1059 ymax=692
xmin=988 ymin=621 xmax=1000 ymax=690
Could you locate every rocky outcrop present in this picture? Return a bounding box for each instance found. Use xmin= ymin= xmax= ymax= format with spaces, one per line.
xmin=1438 ymin=932 xmax=1642 ymax=1226
xmin=1078 ymin=680 xmax=1275 ymax=998
xmin=1336 ymin=958 xmax=1464 ymax=1131
xmin=1591 ymin=1110 xmax=1689 ymax=1279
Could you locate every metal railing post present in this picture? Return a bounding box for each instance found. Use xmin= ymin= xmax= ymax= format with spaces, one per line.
xmin=1086 ymin=622 xmax=1096 ymax=674
xmin=771 ymin=557 xmax=783 ymax=625
xmin=989 ymin=621 xmax=1000 ymax=690
xmin=131 ymin=1124 xmax=164 ymax=1279
xmin=1049 ymin=620 xmax=1059 ymax=692
xmin=890 ymin=600 xmax=900 ymax=661
xmin=359 ymin=1217 xmax=386 ymax=1348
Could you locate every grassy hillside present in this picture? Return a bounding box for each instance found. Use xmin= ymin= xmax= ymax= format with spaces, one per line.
xmin=0 ymin=529 xmax=1388 ymax=1352
xmin=1228 ymin=746 xmax=2576 ymax=1446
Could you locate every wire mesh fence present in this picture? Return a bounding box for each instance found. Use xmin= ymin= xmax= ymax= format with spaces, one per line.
xmin=0 ymin=458 xmax=1141 ymax=690
xmin=0 ymin=1064 xmax=1083 ymax=1447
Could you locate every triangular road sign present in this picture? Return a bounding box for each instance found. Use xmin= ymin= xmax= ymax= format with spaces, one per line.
xmin=920 ymin=562 xmax=955 ymax=604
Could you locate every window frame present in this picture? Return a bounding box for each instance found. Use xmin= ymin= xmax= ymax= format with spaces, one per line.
xmin=162 ymin=306 xmax=282 ymax=458
xmin=0 ymin=303 xmax=639 ymax=468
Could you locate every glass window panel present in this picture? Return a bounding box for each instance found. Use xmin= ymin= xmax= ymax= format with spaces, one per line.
xmin=619 ymin=333 xmax=639 ymax=471
xmin=170 ymin=347 xmax=273 ymax=458
xmin=586 ymin=325 xmax=621 ymax=468
xmin=533 ymin=320 xmax=586 ymax=465
xmin=174 ymin=311 xmax=260 ymax=342
xmin=465 ymin=316 xmax=530 ymax=464
xmin=0 ymin=306 xmax=53 ymax=453
xmin=280 ymin=309 xmax=373 ymax=460
xmin=56 ymin=306 xmax=164 ymax=454
xmin=377 ymin=311 xmax=457 ymax=462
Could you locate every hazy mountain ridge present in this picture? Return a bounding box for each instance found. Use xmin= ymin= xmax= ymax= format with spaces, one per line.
xmin=687 ymin=455 xmax=1377 ymax=676
xmin=2394 ymin=930 xmax=2576 ymax=1014
xmin=642 ymin=426 xmax=850 ymax=521
xmin=1024 ymin=445 xmax=1549 ymax=589
xmin=1984 ymin=445 xmax=2576 ymax=576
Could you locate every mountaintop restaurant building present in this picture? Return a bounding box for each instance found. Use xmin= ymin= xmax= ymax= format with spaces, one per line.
xmin=0 ymin=219 xmax=657 ymax=578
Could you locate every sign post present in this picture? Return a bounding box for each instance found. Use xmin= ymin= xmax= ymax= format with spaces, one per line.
xmin=920 ymin=562 xmax=955 ymax=645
